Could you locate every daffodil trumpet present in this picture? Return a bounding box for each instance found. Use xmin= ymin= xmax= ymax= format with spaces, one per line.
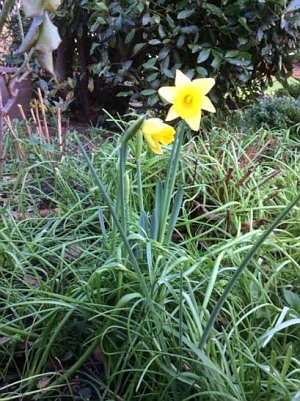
xmin=141 ymin=118 xmax=175 ymax=154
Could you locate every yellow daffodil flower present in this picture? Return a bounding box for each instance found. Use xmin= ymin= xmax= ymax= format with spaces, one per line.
xmin=142 ymin=118 xmax=175 ymax=154
xmin=158 ymin=70 xmax=216 ymax=131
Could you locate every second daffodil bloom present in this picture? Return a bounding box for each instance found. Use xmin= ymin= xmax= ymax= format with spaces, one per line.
xmin=142 ymin=118 xmax=175 ymax=154
xmin=158 ymin=70 xmax=216 ymax=131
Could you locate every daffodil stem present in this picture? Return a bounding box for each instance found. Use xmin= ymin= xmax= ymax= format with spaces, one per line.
xmin=136 ymin=130 xmax=144 ymax=213
xmin=119 ymin=144 xmax=128 ymax=234
xmin=118 ymin=117 xmax=146 ymax=233
xmin=137 ymin=161 xmax=144 ymax=213
xmin=158 ymin=124 xmax=184 ymax=243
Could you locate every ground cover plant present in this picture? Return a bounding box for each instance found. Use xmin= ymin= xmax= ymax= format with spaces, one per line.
xmin=0 ymin=67 xmax=300 ymax=401
xmin=274 ymin=79 xmax=300 ymax=99
xmin=233 ymin=78 xmax=300 ymax=135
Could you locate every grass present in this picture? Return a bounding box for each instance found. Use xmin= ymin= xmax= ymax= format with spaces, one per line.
xmin=0 ymin=115 xmax=299 ymax=401
xmin=265 ymin=77 xmax=299 ymax=95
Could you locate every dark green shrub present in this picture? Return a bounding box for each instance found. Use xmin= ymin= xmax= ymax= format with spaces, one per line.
xmin=16 ymin=0 xmax=296 ymax=120
xmin=241 ymin=96 xmax=300 ymax=134
xmin=53 ymin=0 xmax=299 ymax=118
xmin=4 ymin=0 xmax=297 ymax=120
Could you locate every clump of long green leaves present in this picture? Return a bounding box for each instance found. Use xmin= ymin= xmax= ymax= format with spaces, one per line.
xmin=76 ymin=112 xmax=300 ymax=400
xmin=0 ymin=116 xmax=299 ymax=400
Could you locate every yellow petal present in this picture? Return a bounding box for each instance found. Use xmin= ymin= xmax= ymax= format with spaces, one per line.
xmin=175 ymin=69 xmax=191 ymax=87
xmin=142 ymin=118 xmax=162 ymax=135
xmin=193 ymin=78 xmax=215 ymax=95
xmin=158 ymin=86 xmax=177 ymax=103
xmin=185 ymin=113 xmax=202 ymax=131
xmin=150 ymin=142 xmax=163 ymax=154
xmin=143 ymin=132 xmax=163 ymax=154
xmin=165 ymin=105 xmax=180 ymax=121
xmin=201 ymin=96 xmax=216 ymax=112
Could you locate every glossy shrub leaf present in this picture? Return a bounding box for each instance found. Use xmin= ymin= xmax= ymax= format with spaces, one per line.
xmin=149 ymin=39 xmax=161 ymax=45
xmin=197 ymin=49 xmax=211 ymax=64
xmin=140 ymin=89 xmax=156 ymax=96
xmin=177 ymin=9 xmax=195 ymax=19
xmin=125 ymin=29 xmax=135 ymax=44
xmin=132 ymin=43 xmax=145 ymax=55
xmin=205 ymin=3 xmax=223 ymax=17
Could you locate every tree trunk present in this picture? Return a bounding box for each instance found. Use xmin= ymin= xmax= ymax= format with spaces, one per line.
xmin=55 ymin=35 xmax=74 ymax=81
xmin=76 ymin=24 xmax=90 ymax=122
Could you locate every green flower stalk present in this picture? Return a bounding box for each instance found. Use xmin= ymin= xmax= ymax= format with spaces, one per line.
xmin=154 ymin=69 xmax=216 ymax=243
xmin=118 ymin=115 xmax=145 ymax=234
xmin=136 ymin=129 xmax=144 ymax=213
xmin=157 ymin=122 xmax=185 ymax=243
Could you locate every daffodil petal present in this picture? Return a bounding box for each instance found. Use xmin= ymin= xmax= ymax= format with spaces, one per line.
xmin=142 ymin=118 xmax=163 ymax=135
xmin=165 ymin=105 xmax=179 ymax=121
xmin=175 ymin=69 xmax=191 ymax=87
xmin=193 ymin=78 xmax=215 ymax=95
xmin=151 ymin=142 xmax=163 ymax=154
xmin=185 ymin=113 xmax=202 ymax=131
xmin=158 ymin=86 xmax=177 ymax=103
xmin=143 ymin=132 xmax=163 ymax=154
xmin=201 ymin=96 xmax=216 ymax=112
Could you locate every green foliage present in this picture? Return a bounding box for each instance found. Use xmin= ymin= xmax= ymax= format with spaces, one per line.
xmin=1 ymin=116 xmax=300 ymax=400
xmin=241 ymin=96 xmax=300 ymax=134
xmin=55 ymin=0 xmax=300 ymax=114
